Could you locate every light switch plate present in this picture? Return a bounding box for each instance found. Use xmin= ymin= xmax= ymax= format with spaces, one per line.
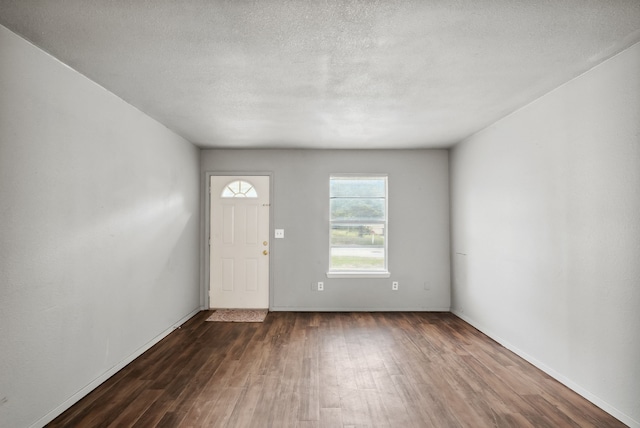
xmin=275 ymin=229 xmax=285 ymax=239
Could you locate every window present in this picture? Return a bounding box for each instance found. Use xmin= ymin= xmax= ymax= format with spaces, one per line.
xmin=221 ymin=180 xmax=258 ymax=198
xmin=328 ymin=175 xmax=389 ymax=277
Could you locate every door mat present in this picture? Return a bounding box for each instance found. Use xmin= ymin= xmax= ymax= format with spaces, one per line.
xmin=206 ymin=309 xmax=268 ymax=323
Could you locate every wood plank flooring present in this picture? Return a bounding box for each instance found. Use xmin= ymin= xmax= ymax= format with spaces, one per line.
xmin=47 ymin=312 xmax=625 ymax=427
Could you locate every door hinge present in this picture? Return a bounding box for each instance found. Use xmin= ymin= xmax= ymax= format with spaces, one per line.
xmin=208 ymin=237 xmax=211 ymax=246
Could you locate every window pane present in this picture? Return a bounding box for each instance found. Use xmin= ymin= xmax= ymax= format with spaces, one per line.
xmin=329 ymin=175 xmax=387 ymax=274
xmin=330 ymin=224 xmax=385 ymax=247
xmin=330 ymin=198 xmax=385 ymax=221
xmin=330 ymin=178 xmax=385 ymax=198
xmin=221 ymin=180 xmax=257 ymax=198
xmin=330 ymin=247 xmax=385 ymax=270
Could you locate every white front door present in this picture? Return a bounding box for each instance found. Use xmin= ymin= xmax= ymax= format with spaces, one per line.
xmin=209 ymin=175 xmax=270 ymax=309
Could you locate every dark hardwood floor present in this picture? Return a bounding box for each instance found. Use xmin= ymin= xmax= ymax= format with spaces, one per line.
xmin=48 ymin=312 xmax=625 ymax=427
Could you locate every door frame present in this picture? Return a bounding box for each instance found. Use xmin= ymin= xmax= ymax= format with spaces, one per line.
xmin=202 ymin=171 xmax=274 ymax=310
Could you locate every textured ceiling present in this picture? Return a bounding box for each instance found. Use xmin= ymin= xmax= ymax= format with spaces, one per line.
xmin=1 ymin=1 xmax=640 ymax=149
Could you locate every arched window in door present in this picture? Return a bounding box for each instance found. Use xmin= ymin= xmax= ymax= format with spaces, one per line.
xmin=221 ymin=180 xmax=258 ymax=198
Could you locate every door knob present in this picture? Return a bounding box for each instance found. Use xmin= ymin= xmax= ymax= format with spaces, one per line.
xmin=263 ymin=241 xmax=268 ymax=246
xmin=263 ymin=250 xmax=268 ymax=255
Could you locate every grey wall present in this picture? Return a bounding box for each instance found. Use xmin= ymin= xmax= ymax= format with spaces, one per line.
xmin=201 ymin=149 xmax=451 ymax=311
xmin=450 ymin=42 xmax=640 ymax=427
xmin=0 ymin=26 xmax=201 ymax=427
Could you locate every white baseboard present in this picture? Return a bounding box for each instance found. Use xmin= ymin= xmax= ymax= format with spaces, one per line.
xmin=269 ymin=306 xmax=451 ymax=312
xmin=31 ymin=307 xmax=201 ymax=428
xmin=451 ymin=310 xmax=638 ymax=428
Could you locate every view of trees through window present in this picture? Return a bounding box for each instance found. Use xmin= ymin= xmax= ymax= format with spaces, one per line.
xmin=330 ymin=176 xmax=387 ymax=272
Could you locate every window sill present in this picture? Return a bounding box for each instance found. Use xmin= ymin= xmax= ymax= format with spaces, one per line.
xmin=326 ymin=271 xmax=391 ymax=279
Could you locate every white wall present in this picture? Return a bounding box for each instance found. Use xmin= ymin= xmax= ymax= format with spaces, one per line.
xmin=450 ymin=42 xmax=640 ymax=427
xmin=0 ymin=26 xmax=201 ymax=427
xmin=201 ymin=149 xmax=451 ymax=311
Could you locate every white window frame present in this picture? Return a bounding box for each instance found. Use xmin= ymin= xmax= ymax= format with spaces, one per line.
xmin=220 ymin=179 xmax=258 ymax=198
xmin=327 ymin=174 xmax=390 ymax=279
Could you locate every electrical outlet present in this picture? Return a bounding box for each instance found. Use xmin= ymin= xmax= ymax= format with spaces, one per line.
xmin=317 ymin=282 xmax=324 ymax=291
xmin=424 ymin=281 xmax=430 ymax=291
xmin=392 ymin=281 xmax=399 ymax=291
